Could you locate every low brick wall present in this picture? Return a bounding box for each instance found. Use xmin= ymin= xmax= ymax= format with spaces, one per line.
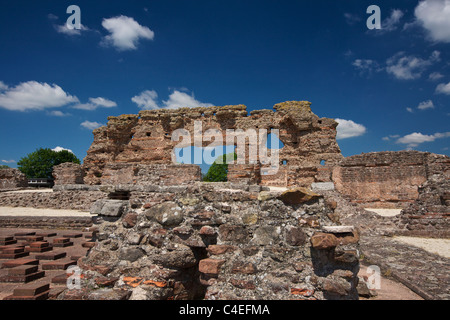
xmin=0 ymin=189 xmax=106 ymax=211
xmin=0 ymin=216 xmax=93 ymax=229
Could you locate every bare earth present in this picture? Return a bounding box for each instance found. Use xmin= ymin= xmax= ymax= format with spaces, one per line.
xmin=358 ymin=264 xmax=423 ymax=300
xmin=0 ymin=207 xmax=91 ymax=217
xmin=393 ymin=236 xmax=450 ymax=259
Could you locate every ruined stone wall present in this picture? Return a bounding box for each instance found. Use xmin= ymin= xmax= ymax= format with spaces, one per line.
xmin=0 ymin=168 xmax=28 ymax=190
xmin=0 ymin=187 xmax=106 ymax=211
xmin=53 ymin=162 xmax=85 ymax=185
xmin=98 ymin=163 xmax=201 ymax=186
xmin=332 ymin=151 xmax=450 ymax=208
xmin=83 ymin=101 xmax=343 ymax=187
xmin=396 ymin=174 xmax=450 ymax=238
xmin=63 ymin=184 xmax=360 ymax=300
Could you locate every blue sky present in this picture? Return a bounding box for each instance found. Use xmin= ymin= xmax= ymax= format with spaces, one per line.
xmin=0 ymin=0 xmax=449 ymax=169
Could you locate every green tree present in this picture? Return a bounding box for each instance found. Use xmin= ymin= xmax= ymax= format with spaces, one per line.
xmin=203 ymin=153 xmax=237 ymax=182
xmin=0 ymin=165 xmax=9 ymax=169
xmin=17 ymin=148 xmax=80 ymax=179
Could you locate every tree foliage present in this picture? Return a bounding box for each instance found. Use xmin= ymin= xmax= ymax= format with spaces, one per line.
xmin=17 ymin=148 xmax=80 ymax=179
xmin=203 ymin=153 xmax=237 ymax=182
xmin=0 ymin=165 xmax=10 ymax=169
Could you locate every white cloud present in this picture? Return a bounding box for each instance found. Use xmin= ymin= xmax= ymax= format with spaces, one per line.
xmin=429 ymin=72 xmax=444 ymax=81
xmin=436 ymin=81 xmax=450 ymax=95
xmin=1 ymin=160 xmax=16 ymax=164
xmin=73 ymin=97 xmax=117 ymax=111
xmin=382 ymin=134 xmax=401 ymax=141
xmin=101 ymin=16 xmax=154 ymax=51
xmin=80 ymin=120 xmax=105 ymax=130
xmin=406 ymin=107 xmax=414 ymax=113
xmin=132 ymin=90 xmax=159 ymax=110
xmin=132 ymin=89 xmax=214 ymax=110
xmin=88 ymin=97 xmax=117 ymax=108
xmin=163 ymin=90 xmax=214 ymax=109
xmin=48 ymin=110 xmax=71 ymax=117
xmin=0 ymin=81 xmax=78 ymax=111
xmin=415 ymin=0 xmax=450 ymax=43
xmin=52 ymin=146 xmax=74 ymax=154
xmin=396 ymin=131 xmax=450 ymax=148
xmin=335 ymin=119 xmax=367 ymax=140
xmin=417 ymin=100 xmax=435 ymax=110
xmin=386 ymin=51 xmax=440 ymax=80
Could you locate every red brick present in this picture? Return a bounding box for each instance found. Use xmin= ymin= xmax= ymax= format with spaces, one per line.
xmin=199 ymin=258 xmax=226 ymax=275
xmin=14 ymin=283 xmax=50 ymax=296
xmin=42 ymin=260 xmax=77 ymax=270
xmin=2 ymin=258 xmax=39 ymax=268
xmin=53 ymin=237 xmax=70 ymax=244
xmin=30 ymin=241 xmax=50 ymax=248
xmin=35 ymin=252 xmax=66 ymax=261
xmin=8 ymin=265 xmax=38 ymax=275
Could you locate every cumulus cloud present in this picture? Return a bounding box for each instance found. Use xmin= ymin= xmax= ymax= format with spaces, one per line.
xmin=386 ymin=51 xmax=440 ymax=80
xmin=80 ymin=120 xmax=105 ymax=130
xmin=0 ymin=81 xmax=78 ymax=111
xmin=101 ymin=16 xmax=154 ymax=51
xmin=396 ymin=131 xmax=450 ymax=148
xmin=436 ymin=81 xmax=450 ymax=95
xmin=131 ymin=90 xmax=159 ymax=110
xmin=164 ymin=90 xmax=214 ymax=109
xmin=415 ymin=0 xmax=450 ymax=43
xmin=132 ymin=89 xmax=214 ymax=110
xmin=335 ymin=119 xmax=367 ymax=140
xmin=73 ymin=97 xmax=117 ymax=111
xmin=52 ymin=146 xmax=74 ymax=154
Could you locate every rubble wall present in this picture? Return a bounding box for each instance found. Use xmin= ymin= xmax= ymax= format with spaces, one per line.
xmin=66 ymin=184 xmax=361 ymax=300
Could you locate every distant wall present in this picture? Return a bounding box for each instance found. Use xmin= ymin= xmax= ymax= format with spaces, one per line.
xmin=53 ymin=162 xmax=85 ymax=185
xmin=0 ymin=168 xmax=28 ymax=190
xmin=332 ymin=151 xmax=450 ymax=208
xmin=99 ymin=163 xmax=202 ymax=186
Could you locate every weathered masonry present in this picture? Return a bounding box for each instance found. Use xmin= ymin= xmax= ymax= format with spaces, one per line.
xmin=82 ymin=101 xmax=343 ymax=187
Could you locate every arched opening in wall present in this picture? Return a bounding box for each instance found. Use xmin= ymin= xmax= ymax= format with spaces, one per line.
xmin=320 ymin=160 xmax=326 ymax=166
xmin=174 ymin=145 xmax=236 ymax=181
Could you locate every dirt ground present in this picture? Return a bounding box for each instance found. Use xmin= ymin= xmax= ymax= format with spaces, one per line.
xmin=358 ymin=264 xmax=423 ymax=300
